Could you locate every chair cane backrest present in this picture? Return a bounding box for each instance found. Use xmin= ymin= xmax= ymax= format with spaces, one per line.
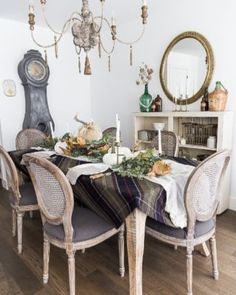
xmin=25 ymin=155 xmax=74 ymax=242
xmin=102 ymin=127 xmax=117 ymax=138
xmin=0 ymin=145 xmax=20 ymax=200
xmin=151 ymin=131 xmax=178 ymax=157
xmin=184 ymin=150 xmax=230 ymax=233
xmin=16 ymin=129 xmax=47 ymax=150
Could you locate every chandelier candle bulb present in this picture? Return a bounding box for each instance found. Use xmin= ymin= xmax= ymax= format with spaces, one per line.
xmin=142 ymin=0 xmax=147 ymax=6
xmin=29 ymin=4 xmax=34 ymax=14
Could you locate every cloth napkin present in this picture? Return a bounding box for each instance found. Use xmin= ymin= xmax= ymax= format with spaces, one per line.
xmin=145 ymin=160 xmax=195 ymax=228
xmin=66 ymin=163 xmax=110 ymax=185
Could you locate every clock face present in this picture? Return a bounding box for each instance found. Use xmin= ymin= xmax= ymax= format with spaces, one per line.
xmin=27 ymin=60 xmax=46 ymax=81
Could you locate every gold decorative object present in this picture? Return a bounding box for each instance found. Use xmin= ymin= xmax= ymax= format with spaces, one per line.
xmin=27 ymin=0 xmax=148 ymax=75
xmin=148 ymin=161 xmax=171 ymax=177
xmin=160 ymin=31 xmax=215 ymax=105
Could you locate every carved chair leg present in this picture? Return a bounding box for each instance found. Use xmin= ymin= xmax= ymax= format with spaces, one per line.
xmin=43 ymin=236 xmax=50 ymax=284
xmin=17 ymin=212 xmax=24 ymax=254
xmin=118 ymin=225 xmax=125 ymax=277
xmin=67 ymin=251 xmax=76 ymax=295
xmin=12 ymin=209 xmax=16 ymax=237
xmin=209 ymin=236 xmax=219 ymax=280
xmin=186 ymin=247 xmax=193 ymax=295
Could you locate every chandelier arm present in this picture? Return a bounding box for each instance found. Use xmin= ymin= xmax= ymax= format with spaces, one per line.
xmin=30 ymin=18 xmax=70 ymax=49
xmin=92 ymin=1 xmax=105 ymax=34
xmin=116 ymin=25 xmax=146 ymax=45
xmin=99 ymin=37 xmax=115 ymax=55
xmin=41 ymin=4 xmax=82 ymax=36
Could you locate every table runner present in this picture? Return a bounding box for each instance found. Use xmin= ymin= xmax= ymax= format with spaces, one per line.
xmin=9 ymin=150 xmax=196 ymax=229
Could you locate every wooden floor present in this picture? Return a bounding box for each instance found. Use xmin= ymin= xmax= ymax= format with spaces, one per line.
xmin=0 ymin=187 xmax=236 ymax=295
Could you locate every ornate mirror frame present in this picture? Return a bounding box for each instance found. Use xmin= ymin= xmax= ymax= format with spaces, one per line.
xmin=160 ymin=31 xmax=214 ymax=104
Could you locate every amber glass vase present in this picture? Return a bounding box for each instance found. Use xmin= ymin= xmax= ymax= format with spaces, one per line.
xmin=139 ymin=84 xmax=152 ymax=112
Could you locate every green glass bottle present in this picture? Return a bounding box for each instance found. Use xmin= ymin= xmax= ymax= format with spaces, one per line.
xmin=139 ymin=84 xmax=152 ymax=112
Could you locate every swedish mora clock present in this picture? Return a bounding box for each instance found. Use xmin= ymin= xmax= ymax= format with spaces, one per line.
xmin=18 ymin=50 xmax=54 ymax=135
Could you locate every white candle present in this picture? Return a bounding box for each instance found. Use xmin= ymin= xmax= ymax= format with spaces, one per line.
xmin=185 ymin=75 xmax=189 ymax=97
xmin=142 ymin=0 xmax=147 ymax=6
xmin=158 ymin=129 xmax=162 ymax=155
xmin=116 ymin=120 xmax=120 ymax=143
xmin=49 ymin=121 xmax=55 ymax=139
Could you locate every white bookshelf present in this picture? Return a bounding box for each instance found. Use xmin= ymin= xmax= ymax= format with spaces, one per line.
xmin=133 ymin=111 xmax=234 ymax=213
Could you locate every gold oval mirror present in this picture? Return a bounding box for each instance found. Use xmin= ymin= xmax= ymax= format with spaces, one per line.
xmin=160 ymin=31 xmax=214 ymax=104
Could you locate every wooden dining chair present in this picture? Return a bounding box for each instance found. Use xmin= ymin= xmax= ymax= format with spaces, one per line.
xmin=146 ymin=150 xmax=230 ymax=295
xmin=151 ymin=130 xmax=178 ymax=156
xmin=102 ymin=127 xmax=117 ymax=138
xmin=16 ymin=128 xmax=47 ymax=150
xmin=25 ymin=155 xmax=125 ymax=295
xmin=0 ymin=145 xmax=38 ymax=254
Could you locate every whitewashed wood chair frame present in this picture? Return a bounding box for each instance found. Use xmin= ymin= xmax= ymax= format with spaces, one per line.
xmin=146 ymin=149 xmax=230 ymax=295
xmin=0 ymin=145 xmax=38 ymax=254
xmin=25 ymin=155 xmax=125 ymax=295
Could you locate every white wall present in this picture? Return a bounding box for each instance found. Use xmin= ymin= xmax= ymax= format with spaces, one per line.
xmin=90 ymin=0 xmax=236 ymax=209
xmin=0 ymin=18 xmax=91 ymax=150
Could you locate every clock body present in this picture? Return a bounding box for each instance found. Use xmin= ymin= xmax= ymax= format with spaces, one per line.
xmin=18 ymin=50 xmax=54 ymax=135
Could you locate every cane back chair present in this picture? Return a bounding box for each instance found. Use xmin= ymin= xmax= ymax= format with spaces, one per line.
xmin=151 ymin=130 xmax=178 ymax=157
xmin=16 ymin=128 xmax=47 ymax=150
xmin=0 ymin=145 xmax=38 ymax=254
xmin=25 ymin=155 xmax=125 ymax=295
xmin=146 ymin=150 xmax=230 ymax=295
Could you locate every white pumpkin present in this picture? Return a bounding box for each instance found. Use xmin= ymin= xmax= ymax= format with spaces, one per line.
xmin=108 ymin=146 xmax=132 ymax=158
xmin=103 ymin=153 xmax=125 ymax=166
xmin=78 ymin=122 xmax=102 ymax=142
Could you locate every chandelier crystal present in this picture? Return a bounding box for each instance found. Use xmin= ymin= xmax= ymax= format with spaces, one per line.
xmin=28 ymin=0 xmax=148 ymax=75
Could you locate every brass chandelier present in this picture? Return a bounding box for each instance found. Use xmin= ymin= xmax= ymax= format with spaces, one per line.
xmin=28 ymin=0 xmax=148 ymax=75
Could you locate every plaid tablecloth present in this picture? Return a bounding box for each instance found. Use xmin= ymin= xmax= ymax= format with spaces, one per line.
xmin=9 ymin=150 xmax=196 ymax=229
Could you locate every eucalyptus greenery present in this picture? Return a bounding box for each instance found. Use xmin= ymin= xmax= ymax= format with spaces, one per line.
xmin=117 ymin=149 xmax=160 ymax=179
xmin=36 ymin=137 xmax=58 ymax=150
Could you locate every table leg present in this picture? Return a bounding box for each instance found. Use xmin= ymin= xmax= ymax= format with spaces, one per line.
xmin=125 ymin=209 xmax=147 ymax=295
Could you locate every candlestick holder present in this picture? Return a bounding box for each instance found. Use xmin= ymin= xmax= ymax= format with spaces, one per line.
xmin=182 ymin=95 xmax=188 ymax=112
xmin=115 ymin=141 xmax=121 ymax=166
xmin=172 ymin=96 xmax=178 ymax=112
xmin=179 ymin=95 xmax=183 ymax=112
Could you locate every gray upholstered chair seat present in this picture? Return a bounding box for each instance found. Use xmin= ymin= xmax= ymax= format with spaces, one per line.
xmin=44 ymin=206 xmax=114 ymax=243
xmin=146 ymin=217 xmax=215 ymax=239
xmin=10 ymin=183 xmax=37 ymax=206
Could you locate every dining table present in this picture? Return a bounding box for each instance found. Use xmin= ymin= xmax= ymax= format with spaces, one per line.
xmin=9 ymin=149 xmax=197 ymax=295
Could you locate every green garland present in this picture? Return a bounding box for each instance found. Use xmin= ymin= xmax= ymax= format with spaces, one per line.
xmin=117 ymin=149 xmax=160 ymax=179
